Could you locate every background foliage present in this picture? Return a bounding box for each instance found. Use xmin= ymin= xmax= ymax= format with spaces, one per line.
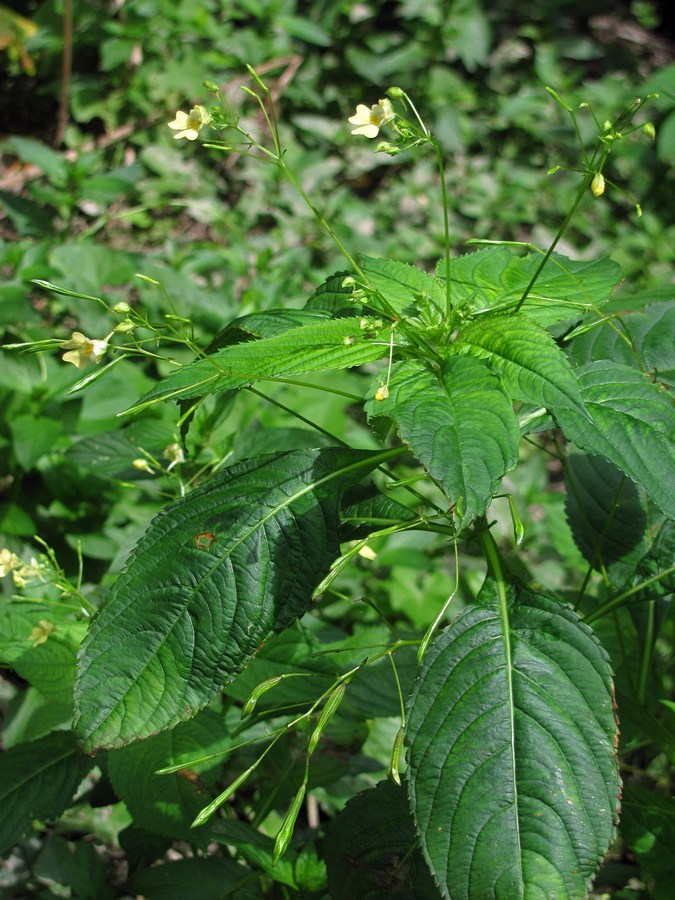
xmin=1 ymin=0 xmax=673 ymax=897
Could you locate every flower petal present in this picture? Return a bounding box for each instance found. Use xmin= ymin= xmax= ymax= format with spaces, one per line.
xmin=351 ymin=123 xmax=380 ymax=138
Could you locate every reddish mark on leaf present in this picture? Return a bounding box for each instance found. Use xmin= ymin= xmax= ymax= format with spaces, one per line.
xmin=195 ymin=532 xmax=216 ymax=549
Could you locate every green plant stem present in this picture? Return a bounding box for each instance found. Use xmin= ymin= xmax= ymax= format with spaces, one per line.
xmin=636 ymin=602 xmax=656 ymax=706
xmin=417 ymin=539 xmax=459 ymax=662
xmin=514 ymin=169 xmax=595 ymax=313
xmin=278 ymin=161 xmax=366 ymax=279
xmin=433 ymin=139 xmax=453 ymax=319
xmin=583 ymin=566 xmax=675 ymax=625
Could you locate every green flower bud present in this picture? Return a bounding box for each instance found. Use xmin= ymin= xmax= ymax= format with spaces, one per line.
xmin=642 ymin=122 xmax=656 ymax=140
xmin=375 ymin=141 xmax=400 ymax=155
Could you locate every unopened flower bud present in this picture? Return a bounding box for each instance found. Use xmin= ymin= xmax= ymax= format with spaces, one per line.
xmin=642 ymin=122 xmax=656 ymax=140
xmin=203 ymin=80 xmax=219 ymax=93
xmin=386 ymin=86 xmax=405 ymax=98
xmin=113 ymin=301 xmax=131 ymax=314
xmin=113 ymin=320 xmax=135 ymax=334
xmin=591 ymin=172 xmax=605 ymax=197
xmin=375 ymin=141 xmax=400 ymax=155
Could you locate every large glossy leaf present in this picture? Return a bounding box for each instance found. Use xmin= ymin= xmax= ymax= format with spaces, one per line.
xmin=406 ymin=581 xmax=620 ymax=899
xmin=454 ymin=312 xmax=587 ymax=413
xmin=124 ymin=317 xmax=390 ymax=414
xmin=365 ymin=355 xmax=520 ymax=525
xmin=565 ymin=452 xmax=648 ymax=581
xmin=0 ymin=731 xmax=94 ymax=856
xmin=107 ymin=709 xmax=229 ymax=843
xmin=568 ymin=301 xmax=675 ymax=388
xmin=74 ymin=447 xmax=399 ymax=752
xmin=437 ymin=248 xmax=622 ymax=325
xmin=555 ymin=360 xmax=675 ymax=520
xmin=131 ymin=857 xmax=264 ymax=900
xmin=324 ymin=780 xmax=439 ymax=899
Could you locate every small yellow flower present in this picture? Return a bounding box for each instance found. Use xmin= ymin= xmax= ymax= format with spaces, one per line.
xmin=60 ymin=332 xmax=109 ymax=369
xmin=348 ymin=98 xmax=395 ymax=139
xmin=163 ymin=442 xmax=185 ymax=472
xmin=168 ymin=105 xmax=211 ymax=141
xmin=29 ymin=619 xmax=55 ymax=647
xmin=0 ymin=548 xmax=22 ymax=578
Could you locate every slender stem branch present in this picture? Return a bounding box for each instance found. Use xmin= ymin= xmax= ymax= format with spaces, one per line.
xmin=514 ymin=171 xmax=592 ymax=313
xmin=433 ymin=139 xmax=453 ymax=318
xmin=583 ymin=566 xmax=675 ymax=625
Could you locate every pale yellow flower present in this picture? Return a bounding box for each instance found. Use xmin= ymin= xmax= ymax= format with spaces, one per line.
xmin=163 ymin=442 xmax=185 ymax=472
xmin=168 ymin=105 xmax=211 ymax=141
xmin=0 ymin=548 xmax=22 ymax=578
xmin=348 ymin=98 xmax=395 ymax=139
xmin=60 ymin=332 xmax=109 ymax=369
xmin=29 ymin=619 xmax=55 ymax=647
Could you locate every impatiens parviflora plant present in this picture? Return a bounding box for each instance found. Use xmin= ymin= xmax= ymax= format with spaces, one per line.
xmin=3 ymin=67 xmax=672 ymax=897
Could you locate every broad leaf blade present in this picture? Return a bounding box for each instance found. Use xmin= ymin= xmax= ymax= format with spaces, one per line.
xmin=0 ymin=731 xmax=93 ymax=856
xmin=565 ymin=452 xmax=648 ymax=581
xmin=365 ymin=356 xmax=520 ymax=524
xmin=454 ymin=312 xmax=587 ymax=413
xmin=568 ymin=301 xmax=675 ymax=388
xmin=438 ymin=248 xmax=622 ymax=325
xmin=406 ymin=582 xmax=620 ymax=899
xmin=361 ymin=256 xmax=444 ymax=320
xmin=107 ymin=709 xmax=229 ymax=843
xmin=124 ymin=318 xmax=390 ymax=414
xmin=324 ymin=780 xmax=439 ymax=899
xmin=555 ymin=361 xmax=675 ymax=520
xmin=74 ymin=448 xmax=398 ymax=751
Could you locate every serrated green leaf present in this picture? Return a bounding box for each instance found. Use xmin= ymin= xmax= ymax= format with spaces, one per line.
xmin=124 ymin=318 xmax=389 ymax=414
xmin=207 ymin=308 xmax=333 ymax=352
xmin=74 ymin=448 xmax=400 ymax=751
xmin=107 ymin=709 xmax=229 ymax=843
xmin=555 ymin=361 xmax=675 ymax=520
xmin=225 ymin=627 xmax=338 ymax=713
xmin=131 ymin=857 xmax=264 ymax=899
xmin=568 ymin=301 xmax=675 ymax=388
xmin=454 ymin=312 xmax=587 ymax=413
xmin=339 ymin=482 xmax=418 ymax=540
xmin=13 ymin=628 xmax=84 ymax=702
xmin=324 ymin=780 xmax=439 ymax=899
xmin=361 ymin=256 xmax=444 ymax=320
xmin=304 ymin=271 xmax=354 ymax=312
xmin=0 ymin=731 xmax=94 ymax=856
xmin=565 ymin=452 xmax=648 ymax=580
xmin=438 ymin=248 xmax=622 ymax=325
xmin=406 ymin=581 xmax=620 ymax=899
xmin=365 ymin=355 xmax=520 ymax=524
